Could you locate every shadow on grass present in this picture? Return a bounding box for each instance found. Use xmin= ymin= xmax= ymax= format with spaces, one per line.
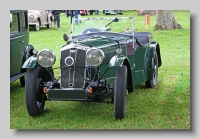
xmin=10 ymin=80 xmax=25 ymax=94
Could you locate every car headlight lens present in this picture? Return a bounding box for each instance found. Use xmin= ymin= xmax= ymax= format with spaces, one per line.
xmin=29 ymin=14 xmax=34 ymax=19
xmin=37 ymin=49 xmax=56 ymax=67
xmin=86 ymin=48 xmax=104 ymax=66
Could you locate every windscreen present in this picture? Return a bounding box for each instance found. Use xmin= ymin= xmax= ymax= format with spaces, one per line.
xmin=72 ymin=16 xmax=135 ymax=37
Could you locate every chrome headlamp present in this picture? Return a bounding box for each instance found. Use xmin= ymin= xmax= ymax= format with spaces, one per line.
xmin=37 ymin=49 xmax=56 ymax=67
xmin=29 ymin=14 xmax=34 ymax=19
xmin=86 ymin=48 xmax=104 ymax=66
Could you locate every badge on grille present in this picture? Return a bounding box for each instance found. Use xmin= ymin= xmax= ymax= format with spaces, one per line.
xmin=65 ymin=56 xmax=74 ymax=66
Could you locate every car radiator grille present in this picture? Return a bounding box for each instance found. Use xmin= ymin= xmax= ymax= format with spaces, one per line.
xmin=60 ymin=47 xmax=86 ymax=89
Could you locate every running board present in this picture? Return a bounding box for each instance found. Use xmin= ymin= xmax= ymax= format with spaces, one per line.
xmin=10 ymin=72 xmax=26 ymax=83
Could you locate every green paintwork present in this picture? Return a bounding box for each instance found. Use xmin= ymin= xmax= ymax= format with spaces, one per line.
xmin=81 ymin=37 xmax=113 ymax=47
xmin=78 ymin=33 xmax=161 ymax=87
xmin=10 ymin=10 xmax=29 ymax=77
xmin=10 ymin=10 xmax=34 ymax=85
xmin=132 ymin=44 xmax=149 ymax=85
xmin=22 ymin=55 xmax=38 ymax=69
xmin=47 ymin=88 xmax=87 ymax=100
xmin=131 ymin=43 xmax=157 ymax=85
xmin=99 ymin=64 xmax=117 ymax=80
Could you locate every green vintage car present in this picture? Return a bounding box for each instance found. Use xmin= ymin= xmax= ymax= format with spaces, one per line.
xmin=10 ymin=10 xmax=36 ymax=86
xmin=22 ymin=17 xmax=162 ymax=119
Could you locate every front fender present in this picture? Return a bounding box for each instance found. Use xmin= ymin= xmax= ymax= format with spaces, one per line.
xmin=22 ymin=55 xmax=38 ymax=69
xmin=21 ymin=44 xmax=34 ymax=72
xmin=109 ymin=55 xmax=127 ymax=67
xmin=22 ymin=44 xmax=34 ymax=64
xmin=109 ymin=55 xmax=133 ymax=93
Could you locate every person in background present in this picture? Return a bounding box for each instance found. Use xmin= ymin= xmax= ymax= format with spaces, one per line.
xmin=89 ymin=10 xmax=94 ymax=15
xmin=95 ymin=10 xmax=99 ymax=15
xmin=70 ymin=10 xmax=80 ymax=25
xmin=75 ymin=10 xmax=81 ymax=24
xmin=52 ymin=10 xmax=61 ymax=29
xmin=65 ymin=10 xmax=70 ymax=17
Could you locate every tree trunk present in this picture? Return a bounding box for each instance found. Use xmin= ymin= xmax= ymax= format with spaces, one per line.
xmin=155 ymin=10 xmax=182 ymax=30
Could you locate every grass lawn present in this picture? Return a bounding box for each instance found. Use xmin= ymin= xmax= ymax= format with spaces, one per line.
xmin=10 ymin=10 xmax=190 ymax=129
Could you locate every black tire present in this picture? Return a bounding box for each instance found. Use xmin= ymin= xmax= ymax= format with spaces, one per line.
xmin=20 ymin=76 xmax=25 ymax=87
xmin=25 ymin=64 xmax=47 ymax=116
xmin=114 ymin=65 xmax=127 ymax=119
xmin=145 ymin=51 xmax=158 ymax=88
xmin=47 ymin=22 xmax=52 ymax=28
xmin=33 ymin=19 xmax=40 ymax=31
xmin=47 ymin=16 xmax=52 ymax=28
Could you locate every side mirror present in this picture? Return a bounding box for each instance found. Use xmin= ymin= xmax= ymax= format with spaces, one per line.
xmin=63 ymin=33 xmax=69 ymax=42
xmin=105 ymin=17 xmax=119 ymax=27
xmin=113 ymin=17 xmax=119 ymax=22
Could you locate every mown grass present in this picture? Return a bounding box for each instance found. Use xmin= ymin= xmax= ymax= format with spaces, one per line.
xmin=10 ymin=10 xmax=190 ymax=129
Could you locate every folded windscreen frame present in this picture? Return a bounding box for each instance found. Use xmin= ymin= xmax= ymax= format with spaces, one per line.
xmin=69 ymin=16 xmax=138 ymax=45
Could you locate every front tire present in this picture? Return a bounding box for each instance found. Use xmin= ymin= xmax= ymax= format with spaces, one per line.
xmin=46 ymin=23 xmax=51 ymax=28
xmin=114 ymin=65 xmax=127 ymax=119
xmin=25 ymin=64 xmax=47 ymax=116
xmin=145 ymin=51 xmax=158 ymax=88
xmin=47 ymin=18 xmax=52 ymax=28
xmin=33 ymin=19 xmax=40 ymax=31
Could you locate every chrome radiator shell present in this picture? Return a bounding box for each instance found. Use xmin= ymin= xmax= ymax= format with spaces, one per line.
xmin=60 ymin=45 xmax=86 ymax=89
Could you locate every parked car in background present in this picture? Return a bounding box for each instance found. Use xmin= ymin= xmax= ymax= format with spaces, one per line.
xmin=28 ymin=10 xmax=53 ymax=31
xmin=10 ymin=10 xmax=37 ymax=86
xmin=22 ymin=16 xmax=162 ymax=119
xmin=80 ymin=10 xmax=88 ymax=15
xmin=103 ymin=10 xmax=123 ymax=15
